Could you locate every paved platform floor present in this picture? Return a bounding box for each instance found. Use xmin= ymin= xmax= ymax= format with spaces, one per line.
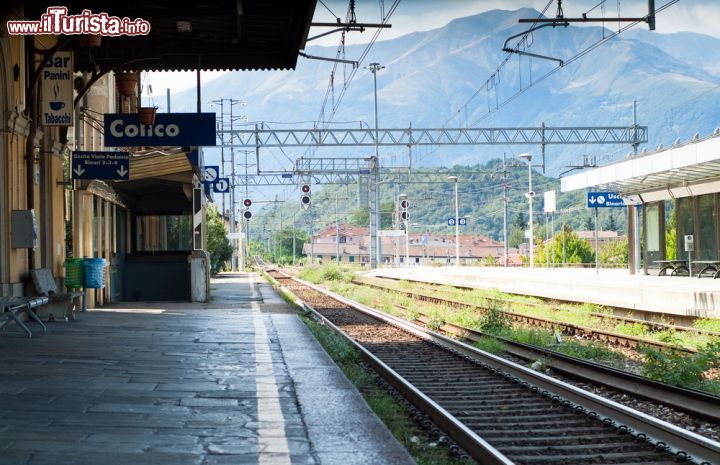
xmin=367 ymin=266 xmax=720 ymax=318
xmin=0 ymin=273 xmax=414 ymax=465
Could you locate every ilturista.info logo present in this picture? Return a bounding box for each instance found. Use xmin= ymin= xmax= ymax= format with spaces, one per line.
xmin=7 ymin=7 xmax=150 ymax=36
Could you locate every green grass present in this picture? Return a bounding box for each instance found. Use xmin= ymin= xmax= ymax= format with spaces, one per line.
xmin=302 ymin=270 xmax=720 ymax=395
xmin=694 ymin=318 xmax=720 ymax=333
xmin=302 ymin=316 xmax=472 ymax=465
xmin=473 ymin=336 xmax=505 ymax=354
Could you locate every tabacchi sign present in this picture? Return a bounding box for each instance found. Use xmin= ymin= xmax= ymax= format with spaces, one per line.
xmin=7 ymin=7 xmax=150 ymax=36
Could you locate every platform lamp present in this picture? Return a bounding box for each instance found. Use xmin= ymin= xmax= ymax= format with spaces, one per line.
xmin=519 ymin=153 xmax=534 ymax=269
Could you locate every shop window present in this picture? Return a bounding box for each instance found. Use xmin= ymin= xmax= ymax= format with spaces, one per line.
xmin=136 ymin=215 xmax=192 ymax=252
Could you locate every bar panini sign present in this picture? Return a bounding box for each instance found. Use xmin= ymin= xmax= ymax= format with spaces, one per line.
xmin=41 ymin=51 xmax=73 ymax=126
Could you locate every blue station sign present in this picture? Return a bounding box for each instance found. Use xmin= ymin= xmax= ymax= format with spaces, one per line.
xmin=587 ymin=192 xmax=626 ymax=208
xmin=72 ymin=151 xmax=130 ymax=180
xmin=103 ymin=113 xmax=216 ymax=147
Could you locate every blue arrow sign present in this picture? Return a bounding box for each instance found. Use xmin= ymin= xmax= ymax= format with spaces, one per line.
xmin=213 ymin=178 xmax=230 ymax=193
xmin=202 ymin=166 xmax=219 ymax=184
xmin=72 ymin=151 xmax=129 ymax=180
xmin=587 ymin=191 xmax=626 ymax=208
xmin=448 ymin=217 xmax=456 ymax=226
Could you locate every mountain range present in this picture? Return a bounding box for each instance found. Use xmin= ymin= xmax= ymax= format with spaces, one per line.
xmin=148 ymin=7 xmax=720 ymax=180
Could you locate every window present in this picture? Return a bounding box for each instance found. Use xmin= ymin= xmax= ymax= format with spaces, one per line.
xmin=136 ymin=215 xmax=192 ymax=251
xmin=349 ymin=256 xmax=355 ymax=263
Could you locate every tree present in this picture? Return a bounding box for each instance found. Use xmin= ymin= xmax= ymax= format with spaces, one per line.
xmin=513 ymin=211 xmax=526 ymax=229
xmin=666 ymin=202 xmax=676 ymax=259
xmin=605 ymin=212 xmax=618 ymax=231
xmin=350 ymin=206 xmax=369 ymax=227
xmin=206 ymin=204 xmax=233 ymax=273
xmin=598 ymin=237 xmax=628 ymax=268
xmin=584 ymin=213 xmax=594 ymax=231
xmin=508 ymin=225 xmax=525 ymax=248
xmin=535 ymin=229 xmax=595 ymax=267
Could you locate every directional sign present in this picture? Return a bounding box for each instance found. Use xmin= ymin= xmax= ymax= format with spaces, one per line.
xmin=587 ymin=192 xmax=626 ymax=208
xmin=213 ymin=178 xmax=230 ymax=193
xmin=202 ymin=166 xmax=219 ymax=184
xmin=448 ymin=217 xmax=456 ymax=226
xmin=458 ymin=217 xmax=467 ymax=226
xmin=71 ymin=151 xmax=129 ymax=180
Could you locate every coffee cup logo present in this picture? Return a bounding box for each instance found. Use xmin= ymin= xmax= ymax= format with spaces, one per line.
xmin=50 ymin=101 xmax=65 ymax=111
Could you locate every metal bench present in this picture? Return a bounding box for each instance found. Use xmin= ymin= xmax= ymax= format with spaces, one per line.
xmin=30 ymin=268 xmax=84 ymax=322
xmin=0 ymin=296 xmax=49 ymax=338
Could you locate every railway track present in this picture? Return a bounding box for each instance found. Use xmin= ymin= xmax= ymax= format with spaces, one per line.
xmin=266 ymin=269 xmax=720 ymax=465
xmin=350 ymin=278 xmax=703 ymax=353
xmin=367 ymin=276 xmax=720 ymax=338
xmin=410 ymin=311 xmax=720 ymax=424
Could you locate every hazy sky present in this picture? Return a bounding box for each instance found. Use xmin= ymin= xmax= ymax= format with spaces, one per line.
xmin=149 ymin=0 xmax=711 ymax=96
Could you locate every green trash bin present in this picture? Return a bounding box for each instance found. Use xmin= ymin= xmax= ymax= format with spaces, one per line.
xmin=64 ymin=258 xmax=84 ymax=289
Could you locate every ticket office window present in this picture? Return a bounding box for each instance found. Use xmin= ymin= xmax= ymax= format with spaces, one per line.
xmin=135 ymin=215 xmax=192 ymax=252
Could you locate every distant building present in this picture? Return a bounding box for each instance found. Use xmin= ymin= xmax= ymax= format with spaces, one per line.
xmin=302 ymin=223 xmax=522 ymax=266
xmin=573 ymin=230 xmax=625 ymax=248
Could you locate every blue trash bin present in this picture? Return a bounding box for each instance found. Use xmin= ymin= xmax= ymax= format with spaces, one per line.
xmin=84 ymin=258 xmax=107 ymax=289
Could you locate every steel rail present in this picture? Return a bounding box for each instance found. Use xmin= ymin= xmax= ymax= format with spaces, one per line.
xmin=351 ymin=279 xmax=697 ymax=353
xmin=266 ymin=270 xmax=513 ymax=465
xmin=412 ymin=313 xmax=720 ymax=423
xmin=270 ymin=269 xmax=720 ymax=464
xmin=371 ymin=276 xmax=720 ymax=337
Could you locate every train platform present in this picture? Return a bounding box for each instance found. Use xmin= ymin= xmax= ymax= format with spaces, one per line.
xmin=365 ymin=266 xmax=720 ymax=319
xmin=0 ymin=272 xmax=414 ymax=465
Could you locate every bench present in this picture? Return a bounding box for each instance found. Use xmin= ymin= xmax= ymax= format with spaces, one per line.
xmin=30 ymin=268 xmax=84 ymax=322
xmin=693 ymin=260 xmax=720 ymax=279
xmin=654 ymin=259 xmax=689 ymax=276
xmin=0 ymin=296 xmax=49 ymax=338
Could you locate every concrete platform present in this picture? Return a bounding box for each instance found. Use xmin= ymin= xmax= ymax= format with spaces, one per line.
xmin=0 ymin=272 xmax=414 ymax=465
xmin=366 ymin=266 xmax=720 ymax=318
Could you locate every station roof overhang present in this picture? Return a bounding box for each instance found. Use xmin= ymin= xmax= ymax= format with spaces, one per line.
xmin=111 ymin=147 xmax=199 ymax=215
xmin=23 ymin=0 xmax=317 ymax=72
xmin=561 ymin=134 xmax=720 ymax=203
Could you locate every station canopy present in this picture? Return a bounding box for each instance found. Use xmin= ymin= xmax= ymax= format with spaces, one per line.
xmin=24 ymin=0 xmax=316 ymax=72
xmin=561 ymin=133 xmax=720 ymax=202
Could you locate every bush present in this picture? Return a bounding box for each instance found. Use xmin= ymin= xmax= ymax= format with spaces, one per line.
xmin=479 ymin=299 xmax=509 ymax=334
xmin=639 ymin=341 xmax=720 ymax=388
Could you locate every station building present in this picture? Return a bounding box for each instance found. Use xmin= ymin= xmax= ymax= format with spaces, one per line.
xmin=562 ymin=130 xmax=720 ymax=275
xmin=0 ymin=2 xmax=316 ymax=306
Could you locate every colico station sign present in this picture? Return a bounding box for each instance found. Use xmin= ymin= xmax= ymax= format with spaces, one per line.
xmin=103 ymin=113 xmax=216 ymax=147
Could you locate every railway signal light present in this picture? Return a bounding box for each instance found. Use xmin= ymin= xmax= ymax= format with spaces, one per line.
xmin=399 ymin=195 xmax=409 ymax=223
xmin=243 ymin=198 xmax=252 ymax=207
xmin=244 ymin=210 xmax=252 ymax=220
xmin=301 ymin=184 xmax=311 ymax=209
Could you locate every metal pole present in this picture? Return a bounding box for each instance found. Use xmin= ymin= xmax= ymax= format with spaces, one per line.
xmin=405 ymin=221 xmax=410 ymax=266
xmin=528 ymin=162 xmax=534 ymax=269
xmin=545 ymin=213 xmax=549 ymax=268
xmin=292 ymin=225 xmax=296 ymax=266
xmin=595 ymin=207 xmax=599 ymax=274
xmin=502 ymin=154 xmax=509 ymax=267
xmin=229 ymin=103 xmax=237 ymax=272
xmin=166 ymin=88 xmax=171 ymax=112
xmin=454 ymin=179 xmax=460 ymax=266
xmin=336 ymin=195 xmax=340 ymax=265
xmin=551 ymin=212 xmax=555 ymax=270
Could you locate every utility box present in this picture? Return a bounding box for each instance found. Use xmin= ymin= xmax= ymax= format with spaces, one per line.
xmin=11 ymin=210 xmax=37 ymax=249
xmin=684 ymin=235 xmax=694 ymax=252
